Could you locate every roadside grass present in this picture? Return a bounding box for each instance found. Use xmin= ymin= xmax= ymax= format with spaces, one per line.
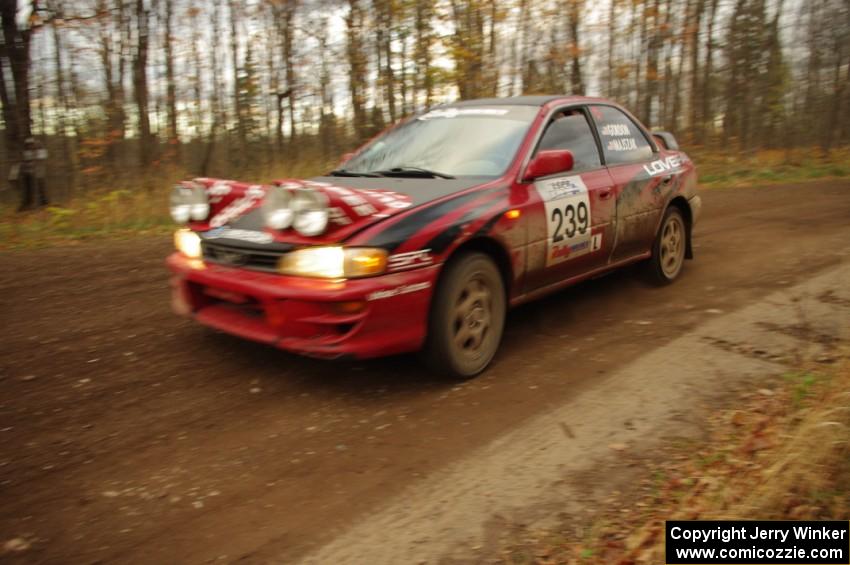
xmin=498 ymin=354 xmax=849 ymax=564
xmin=0 ymin=159 xmax=331 ymax=250
xmin=0 ymin=146 xmax=847 ymax=250
xmin=0 ymin=188 xmax=175 ymax=249
xmin=695 ymin=146 xmax=850 ymax=189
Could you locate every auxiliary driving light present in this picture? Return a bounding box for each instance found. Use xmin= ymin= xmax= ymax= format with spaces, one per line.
xmin=291 ymin=189 xmax=330 ymax=237
xmin=262 ymin=185 xmax=294 ymax=229
xmin=170 ymin=184 xmax=209 ymax=223
xmin=174 ymin=228 xmax=202 ymax=259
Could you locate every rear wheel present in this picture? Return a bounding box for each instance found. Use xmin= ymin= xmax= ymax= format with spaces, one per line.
xmin=423 ymin=253 xmax=506 ymax=379
xmin=646 ymin=206 xmax=687 ymax=284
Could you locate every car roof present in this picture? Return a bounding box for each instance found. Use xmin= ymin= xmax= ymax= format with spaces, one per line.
xmin=443 ymin=95 xmax=606 ymax=108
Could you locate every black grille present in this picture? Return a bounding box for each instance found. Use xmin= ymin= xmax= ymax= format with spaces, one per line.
xmin=202 ymin=240 xmax=285 ymax=272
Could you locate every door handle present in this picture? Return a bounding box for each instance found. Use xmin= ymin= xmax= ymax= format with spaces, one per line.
xmin=599 ymin=188 xmax=614 ymax=200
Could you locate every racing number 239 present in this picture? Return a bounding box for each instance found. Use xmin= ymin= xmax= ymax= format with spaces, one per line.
xmin=551 ymin=202 xmax=589 ymax=242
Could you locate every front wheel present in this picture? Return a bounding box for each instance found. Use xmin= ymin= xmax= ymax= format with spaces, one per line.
xmin=646 ymin=206 xmax=687 ymax=284
xmin=423 ymin=253 xmax=506 ymax=379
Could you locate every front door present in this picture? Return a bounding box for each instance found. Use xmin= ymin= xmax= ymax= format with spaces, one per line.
xmin=523 ymin=107 xmax=617 ymax=292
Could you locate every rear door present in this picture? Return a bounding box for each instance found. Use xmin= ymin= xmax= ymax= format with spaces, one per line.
xmin=588 ymin=104 xmax=669 ymax=261
xmin=523 ymin=107 xmax=617 ymax=292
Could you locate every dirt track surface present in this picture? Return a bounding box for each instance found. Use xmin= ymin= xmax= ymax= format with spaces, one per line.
xmin=1 ymin=180 xmax=849 ymax=563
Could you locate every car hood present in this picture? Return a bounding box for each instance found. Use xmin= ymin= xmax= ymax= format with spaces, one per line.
xmin=185 ymin=175 xmax=490 ymax=249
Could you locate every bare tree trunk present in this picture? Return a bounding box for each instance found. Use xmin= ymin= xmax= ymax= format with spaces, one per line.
xmin=700 ymin=0 xmax=719 ymax=142
xmin=272 ymin=0 xmax=298 ymax=146
xmin=163 ymin=0 xmax=178 ymax=148
xmin=672 ymin=0 xmax=691 ymax=134
xmin=229 ymin=0 xmax=244 ymax=147
xmin=607 ymin=0 xmax=616 ymax=97
xmin=486 ymin=0 xmax=498 ymax=96
xmin=660 ymin=0 xmax=675 ymax=128
xmin=399 ymin=25 xmax=409 ymax=115
xmin=100 ymin=0 xmax=122 ymax=165
xmin=414 ymin=0 xmax=434 ymax=109
xmin=514 ymin=0 xmax=529 ymax=95
xmin=566 ymin=0 xmax=585 ymax=95
xmin=189 ymin=6 xmax=204 ymax=138
xmin=376 ymin=0 xmax=396 ymax=122
xmin=823 ymin=3 xmax=847 ymax=153
xmin=49 ymin=2 xmax=75 ymax=200
xmin=133 ymin=0 xmax=152 ymax=167
xmin=0 ymin=0 xmax=34 ymax=154
xmin=633 ymin=0 xmax=643 ymax=111
xmin=688 ymin=0 xmax=705 ymax=140
xmin=643 ymin=0 xmax=661 ymax=123
xmin=346 ymin=0 xmax=369 ymax=141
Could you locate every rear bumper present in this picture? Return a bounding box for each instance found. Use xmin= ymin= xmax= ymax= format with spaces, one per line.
xmin=167 ymin=253 xmax=438 ymax=359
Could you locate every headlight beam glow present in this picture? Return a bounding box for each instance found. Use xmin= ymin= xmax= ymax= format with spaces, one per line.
xmin=278 ymin=247 xmax=388 ymax=279
xmin=174 ymin=228 xmax=203 ymax=259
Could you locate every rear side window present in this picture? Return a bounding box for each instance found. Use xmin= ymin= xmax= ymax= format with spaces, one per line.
xmin=536 ymin=109 xmax=602 ymax=172
xmin=591 ymin=105 xmax=654 ymax=165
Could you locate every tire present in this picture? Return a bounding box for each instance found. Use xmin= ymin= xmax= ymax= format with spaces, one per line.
xmin=423 ymin=253 xmax=506 ymax=379
xmin=646 ymin=206 xmax=687 ymax=285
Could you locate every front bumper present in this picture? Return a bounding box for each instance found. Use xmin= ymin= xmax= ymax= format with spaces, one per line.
xmin=167 ymin=253 xmax=438 ymax=359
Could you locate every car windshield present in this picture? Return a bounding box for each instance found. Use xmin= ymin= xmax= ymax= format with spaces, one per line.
xmin=339 ymin=106 xmax=538 ymax=178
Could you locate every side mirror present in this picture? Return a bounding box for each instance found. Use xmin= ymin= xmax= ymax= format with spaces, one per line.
xmin=651 ymin=131 xmax=679 ymax=151
xmin=524 ymin=149 xmax=574 ymax=181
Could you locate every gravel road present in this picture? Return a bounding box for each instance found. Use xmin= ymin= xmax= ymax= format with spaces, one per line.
xmin=1 ymin=180 xmax=848 ymax=563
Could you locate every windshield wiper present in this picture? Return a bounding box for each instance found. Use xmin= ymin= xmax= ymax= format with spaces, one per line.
xmin=370 ymin=166 xmax=456 ymax=179
xmin=328 ymin=169 xmax=382 ymax=178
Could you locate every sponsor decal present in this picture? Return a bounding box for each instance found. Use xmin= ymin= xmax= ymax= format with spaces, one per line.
xmin=643 ymin=155 xmax=683 ymax=176
xmin=387 ymin=249 xmax=434 ymax=271
xmin=273 ymin=180 xmax=412 ymax=226
xmin=245 ymin=185 xmax=265 ymax=198
xmin=359 ymin=189 xmax=412 ymax=209
xmin=341 ymin=194 xmax=366 ymax=206
xmin=367 ymin=282 xmax=432 ymax=301
xmin=418 ymin=108 xmax=509 ymax=120
xmin=547 ymin=233 xmax=602 ymax=261
xmin=340 ymin=194 xmax=378 ymax=217
xmin=209 ymin=185 xmax=266 ymax=228
xmin=534 ymin=175 xmax=593 ymax=267
xmin=208 ymin=182 xmax=232 ymax=202
xmin=328 ymin=207 xmax=354 ymax=226
xmin=323 ymin=184 xmax=356 ymax=196
xmin=206 ymin=178 xmax=415 ymax=231
xmin=551 ymin=240 xmax=589 ymax=259
xmin=607 ymin=137 xmax=638 ymax=152
xmin=600 ymin=123 xmax=631 ymax=137
xmin=591 ymin=232 xmax=602 ymax=252
xmin=600 ymin=123 xmax=639 ymax=151
xmin=203 ymin=227 xmax=274 ymax=244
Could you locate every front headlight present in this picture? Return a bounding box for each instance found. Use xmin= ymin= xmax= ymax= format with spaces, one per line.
xmin=291 ymin=189 xmax=329 ymax=236
xmin=174 ymin=228 xmax=202 ymax=259
xmin=170 ymin=184 xmax=209 ymax=223
xmin=278 ymin=247 xmax=387 ymax=279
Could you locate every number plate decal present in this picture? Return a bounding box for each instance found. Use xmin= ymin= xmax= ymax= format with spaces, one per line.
xmin=535 ymin=175 xmax=594 ymax=267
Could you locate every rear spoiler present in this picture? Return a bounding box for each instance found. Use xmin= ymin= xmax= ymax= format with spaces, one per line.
xmin=651 ymin=131 xmax=679 ymax=151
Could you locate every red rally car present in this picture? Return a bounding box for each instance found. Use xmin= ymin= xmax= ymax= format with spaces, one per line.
xmin=167 ymin=95 xmax=701 ymax=378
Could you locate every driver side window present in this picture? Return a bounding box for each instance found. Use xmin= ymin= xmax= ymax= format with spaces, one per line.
xmin=536 ymin=109 xmax=602 ymax=172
